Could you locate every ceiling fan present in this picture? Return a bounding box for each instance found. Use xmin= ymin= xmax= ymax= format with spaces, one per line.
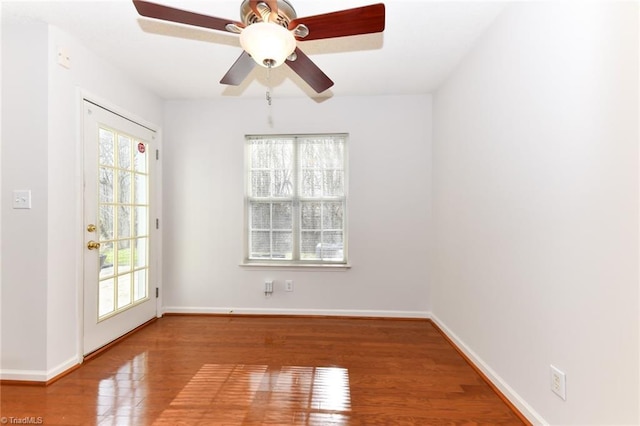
xmin=132 ymin=0 xmax=385 ymax=93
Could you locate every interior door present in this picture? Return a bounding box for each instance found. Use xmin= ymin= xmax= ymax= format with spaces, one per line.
xmin=83 ymin=100 xmax=157 ymax=355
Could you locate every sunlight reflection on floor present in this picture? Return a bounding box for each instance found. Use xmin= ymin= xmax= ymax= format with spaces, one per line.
xmin=151 ymin=364 xmax=351 ymax=425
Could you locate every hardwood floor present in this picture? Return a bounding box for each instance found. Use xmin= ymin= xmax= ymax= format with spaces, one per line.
xmin=1 ymin=316 xmax=528 ymax=425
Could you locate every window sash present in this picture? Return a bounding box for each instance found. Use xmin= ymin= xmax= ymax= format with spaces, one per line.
xmin=246 ymin=134 xmax=347 ymax=264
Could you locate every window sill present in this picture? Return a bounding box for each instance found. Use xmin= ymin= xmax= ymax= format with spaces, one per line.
xmin=239 ymin=262 xmax=351 ymax=271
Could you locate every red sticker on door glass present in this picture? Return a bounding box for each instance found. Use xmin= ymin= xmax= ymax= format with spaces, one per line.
xmin=138 ymin=142 xmax=146 ymax=154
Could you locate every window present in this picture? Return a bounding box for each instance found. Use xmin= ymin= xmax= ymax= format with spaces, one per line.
xmin=245 ymin=134 xmax=347 ymax=265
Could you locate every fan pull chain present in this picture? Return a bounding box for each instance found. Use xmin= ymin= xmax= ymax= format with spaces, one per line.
xmin=266 ymin=64 xmax=273 ymax=106
xmin=266 ymin=64 xmax=274 ymax=127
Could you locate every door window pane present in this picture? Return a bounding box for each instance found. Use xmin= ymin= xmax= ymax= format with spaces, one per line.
xmin=99 ymin=168 xmax=114 ymax=203
xmin=134 ymin=143 xmax=147 ymax=172
xmin=134 ymin=174 xmax=147 ymax=204
xmin=99 ymin=241 xmax=114 ymax=279
xmin=133 ymin=269 xmax=147 ymax=302
xmin=117 ymin=240 xmax=132 ymax=273
xmin=117 ymin=273 xmax=132 ymax=309
xmin=134 ymin=238 xmax=147 ymax=269
xmin=118 ymin=171 xmax=132 ymax=204
xmin=99 ymin=129 xmax=114 ymax=167
xmin=118 ymin=206 xmax=132 ymax=239
xmin=118 ymin=135 xmax=132 ymax=170
xmin=99 ymin=278 xmax=115 ymax=316
xmin=134 ymin=206 xmax=148 ymax=237
xmin=100 ymin=205 xmax=114 ymax=241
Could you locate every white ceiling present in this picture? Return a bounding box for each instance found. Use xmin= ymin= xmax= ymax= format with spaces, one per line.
xmin=3 ymin=0 xmax=506 ymax=100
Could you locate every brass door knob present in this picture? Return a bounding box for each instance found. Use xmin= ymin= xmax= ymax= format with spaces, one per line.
xmin=87 ymin=240 xmax=101 ymax=250
xmin=87 ymin=224 xmax=97 ymax=233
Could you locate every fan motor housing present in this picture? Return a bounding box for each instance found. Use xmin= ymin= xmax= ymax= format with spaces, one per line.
xmin=240 ymin=0 xmax=297 ymax=27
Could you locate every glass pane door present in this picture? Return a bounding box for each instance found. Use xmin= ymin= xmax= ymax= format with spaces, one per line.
xmin=97 ymin=127 xmax=149 ymax=319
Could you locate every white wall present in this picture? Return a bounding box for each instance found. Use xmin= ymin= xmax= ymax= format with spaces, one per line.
xmin=1 ymin=13 xmax=163 ymax=379
xmin=432 ymin=2 xmax=639 ymax=425
xmin=1 ymin=18 xmax=49 ymax=374
xmin=162 ymin=95 xmax=431 ymax=316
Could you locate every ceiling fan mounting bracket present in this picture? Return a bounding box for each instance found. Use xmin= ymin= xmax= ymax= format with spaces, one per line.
xmin=240 ymin=0 xmax=297 ymax=27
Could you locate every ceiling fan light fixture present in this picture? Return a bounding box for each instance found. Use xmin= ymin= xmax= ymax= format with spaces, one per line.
xmin=240 ymin=22 xmax=296 ymax=68
xmin=132 ymin=0 xmax=385 ymax=94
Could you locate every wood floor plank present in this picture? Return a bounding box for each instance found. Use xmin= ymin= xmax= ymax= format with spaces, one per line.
xmin=1 ymin=316 xmax=528 ymax=425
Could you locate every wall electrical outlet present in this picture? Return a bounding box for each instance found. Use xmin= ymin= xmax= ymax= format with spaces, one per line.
xmin=264 ymin=280 xmax=273 ymax=295
xmin=285 ymin=280 xmax=293 ymax=292
xmin=550 ymin=365 xmax=566 ymax=400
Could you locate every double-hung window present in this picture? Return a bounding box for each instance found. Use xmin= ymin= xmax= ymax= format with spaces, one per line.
xmin=245 ymin=134 xmax=347 ymax=265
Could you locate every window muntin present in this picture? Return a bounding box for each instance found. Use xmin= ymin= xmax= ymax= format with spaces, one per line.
xmin=246 ymin=134 xmax=347 ymax=264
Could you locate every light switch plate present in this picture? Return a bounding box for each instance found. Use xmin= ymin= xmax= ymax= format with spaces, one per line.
xmin=13 ymin=190 xmax=32 ymax=209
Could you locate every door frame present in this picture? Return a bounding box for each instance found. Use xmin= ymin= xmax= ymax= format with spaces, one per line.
xmin=76 ymin=90 xmax=162 ymax=359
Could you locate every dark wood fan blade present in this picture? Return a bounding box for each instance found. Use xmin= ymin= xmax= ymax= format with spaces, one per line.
xmin=220 ymin=51 xmax=256 ymax=86
xmin=286 ymin=47 xmax=334 ymax=93
xmin=289 ymin=4 xmax=385 ymax=41
xmin=133 ymin=0 xmax=243 ymax=32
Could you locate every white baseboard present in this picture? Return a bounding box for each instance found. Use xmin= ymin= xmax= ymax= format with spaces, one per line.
xmin=0 ymin=369 xmax=48 ymax=382
xmin=430 ymin=314 xmax=547 ymax=425
xmin=162 ymin=306 xmax=430 ymax=319
xmin=46 ymin=355 xmax=81 ymax=381
xmin=1 ymin=355 xmax=80 ymax=382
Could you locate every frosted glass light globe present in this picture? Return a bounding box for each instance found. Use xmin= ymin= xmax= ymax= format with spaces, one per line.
xmin=240 ymin=22 xmax=296 ymax=68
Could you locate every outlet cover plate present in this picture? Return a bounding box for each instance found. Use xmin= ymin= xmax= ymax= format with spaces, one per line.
xmin=550 ymin=365 xmax=566 ymax=400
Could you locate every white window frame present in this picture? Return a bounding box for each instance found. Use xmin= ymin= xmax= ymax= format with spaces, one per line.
xmin=243 ymin=133 xmax=349 ymax=268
